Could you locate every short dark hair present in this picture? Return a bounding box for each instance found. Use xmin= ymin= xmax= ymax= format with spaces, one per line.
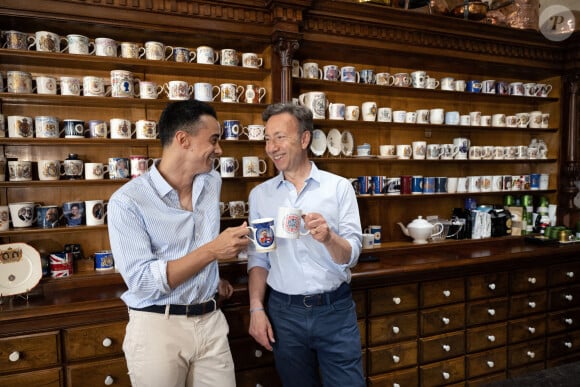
xmin=262 ymin=103 xmax=313 ymax=136
xmin=158 ymin=100 xmax=217 ymax=147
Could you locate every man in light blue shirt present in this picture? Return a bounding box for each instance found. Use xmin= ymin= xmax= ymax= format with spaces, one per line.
xmin=247 ymin=103 xmax=364 ymax=387
xmin=108 ymin=100 xmax=249 ymax=387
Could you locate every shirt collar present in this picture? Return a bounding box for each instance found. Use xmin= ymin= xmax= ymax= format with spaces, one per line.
xmin=149 ymin=160 xmax=215 ymax=197
xmin=274 ymin=161 xmax=321 ymax=189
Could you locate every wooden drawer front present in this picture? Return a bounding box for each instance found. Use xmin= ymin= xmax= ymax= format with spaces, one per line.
xmin=64 ymin=321 xmax=126 ymax=361
xmin=509 ymin=291 xmax=547 ymax=318
xmin=467 ymin=272 xmax=508 ymax=301
xmin=419 ymin=356 xmax=465 ymax=387
xmin=507 ymin=338 xmax=545 ymax=368
xmin=421 ymin=277 xmax=465 ymax=308
xmin=230 ymin=337 xmax=275 ymax=371
xmin=0 ymin=331 xmax=60 ymax=373
xmin=66 ymin=356 xmax=130 ymax=387
xmin=507 ymin=315 xmax=546 ymax=344
xmin=419 ymin=331 xmax=465 ymax=364
xmin=466 ymin=371 xmax=507 ymax=387
xmin=421 ymin=303 xmax=465 ymax=336
xmin=369 ymin=283 xmax=419 ymax=316
xmin=547 ymin=307 xmax=580 ymax=334
xmin=549 ymin=261 xmax=580 ymax=287
xmin=510 ymin=267 xmax=546 ymax=294
xmin=353 ymin=289 xmax=367 ymax=318
xmin=466 ymin=297 xmax=508 ymax=326
xmin=466 ymin=323 xmax=507 ymax=353
xmin=367 ymin=366 xmax=419 ymax=387
xmin=549 ymin=284 xmax=580 ymax=311
xmin=368 ymin=340 xmax=418 ymax=375
xmin=0 ymin=367 xmax=62 ymax=387
xmin=223 ymin=306 xmax=251 ymax=338
xmin=507 ymin=361 xmax=545 ymax=378
xmin=368 ymin=311 xmax=418 ymax=346
xmin=466 ymin=347 xmax=506 ymax=379
xmin=235 ymin=366 xmax=282 ymax=387
xmin=547 ymin=329 xmax=580 ymax=359
xmin=359 ymin=319 xmax=367 ymax=348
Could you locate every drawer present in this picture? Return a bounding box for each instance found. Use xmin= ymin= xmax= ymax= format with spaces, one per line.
xmin=509 ymin=291 xmax=547 ymax=318
xmin=420 ymin=303 xmax=465 ymax=336
xmin=0 ymin=331 xmax=60 ymax=373
xmin=547 ymin=329 xmax=580 ymax=359
xmin=419 ymin=331 xmax=465 ymax=364
xmin=367 ymin=340 xmax=417 ymax=375
xmin=547 ymin=307 xmax=580 ymax=334
xmin=507 ymin=361 xmax=545 ymax=378
xmin=549 ymin=284 xmax=580 ymax=311
xmin=235 ymin=366 xmax=282 ymax=387
xmin=466 ymin=297 xmax=508 ymax=326
xmin=353 ymin=289 xmax=367 ymax=318
xmin=466 ymin=347 xmax=506 ymax=379
xmin=0 ymin=367 xmax=62 ymax=387
xmin=467 ymin=272 xmax=508 ymax=300
xmin=466 ymin=323 xmax=507 ymax=353
xmin=421 ymin=277 xmax=464 ymax=308
xmin=223 ymin=306 xmax=251 ymax=338
xmin=419 ymin=356 xmax=465 ymax=387
xmin=66 ymin=356 xmax=130 ymax=387
xmin=510 ymin=267 xmax=546 ymax=294
xmin=549 ymin=261 xmax=580 ymax=287
xmin=359 ymin=319 xmax=367 ymax=348
xmin=368 ymin=311 xmax=418 ymax=346
xmin=466 ymin=371 xmax=507 ymax=387
xmin=507 ymin=338 xmax=545 ymax=368
xmin=63 ymin=321 xmax=126 ymax=361
xmin=507 ymin=315 xmax=546 ymax=344
xmin=230 ymin=337 xmax=275 ymax=371
xmin=369 ymin=283 xmax=418 ymax=316
xmin=367 ymin=366 xmax=419 ymax=387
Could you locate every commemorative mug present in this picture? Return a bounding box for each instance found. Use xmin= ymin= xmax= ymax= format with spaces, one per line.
xmin=340 ymin=66 xmax=359 ymax=83
xmin=7 ymin=115 xmax=33 ymax=138
xmin=130 ymin=155 xmax=153 ymax=178
xmin=247 ymin=218 xmax=276 ymax=252
xmin=35 ymin=75 xmax=58 ymax=95
xmin=364 ymin=225 xmax=382 ymax=244
xmin=360 ymin=69 xmax=375 ymax=84
xmin=95 ymin=37 xmax=117 ymax=57
xmin=137 ymin=81 xmax=163 ymax=99
xmin=411 ymin=71 xmax=427 ymax=88
xmin=0 ymin=206 xmax=7 ymax=230
xmin=135 ymin=120 xmax=157 ymax=139
xmin=8 ymin=202 xmax=37 ymax=228
xmin=194 ymin=82 xmax=220 ymax=102
xmin=529 ymin=111 xmax=543 ymax=128
xmin=120 ymin=41 xmax=140 ymax=59
xmin=423 ymin=177 xmax=435 ymax=194
xmin=377 ymin=107 xmax=392 ymax=122
xmin=323 ymin=65 xmax=340 ymax=81
xmin=441 ymin=77 xmax=454 ymax=91
xmin=7 ymin=71 xmax=33 ymax=93
xmin=466 ymin=80 xmax=482 ymax=93
xmin=220 ymin=48 xmax=239 ymax=66
xmin=59 ymin=76 xmax=81 ymax=96
xmin=412 ymin=141 xmax=427 ymax=160
xmin=222 ymin=120 xmax=241 ymax=140
xmin=328 ymin=103 xmax=345 ymax=120
xmin=168 ymin=46 xmax=192 ymax=62
xmin=84 ymin=162 xmax=109 ymax=180
xmin=8 ymin=160 xmax=32 ymax=181
xmin=361 ymin=101 xmax=377 ymax=122
xmin=110 ymin=70 xmax=136 ymax=98
xmin=110 ymin=118 xmax=134 ymax=139
xmin=35 ymin=116 xmax=60 ymax=138
xmin=453 ymin=137 xmax=470 ymax=159
xmin=396 ymin=144 xmax=412 ymax=159
xmin=2 ymin=30 xmax=31 ymax=50
xmin=63 ymin=119 xmax=85 ymax=138
xmin=445 ymin=111 xmax=460 ymax=125
xmin=242 ymin=124 xmax=265 ymax=141
xmin=82 ymin=76 xmax=107 ymax=97
xmin=36 ymin=205 xmax=61 ymax=228
xmin=242 ymin=156 xmax=267 ymax=177
xmin=215 ymin=157 xmax=239 ymax=178
xmin=30 ymin=30 xmax=62 ymax=52
xmin=220 ymin=83 xmax=243 ymax=103
xmin=429 ymin=108 xmax=444 ymax=124
xmin=416 ymin=109 xmax=429 ymax=124
xmin=481 ymin=79 xmax=496 ymax=94
xmin=165 ymin=80 xmax=194 ymax=100
xmin=276 ymin=207 xmax=309 ymax=239
xmin=376 ymin=72 xmax=395 ymax=86
xmin=196 ymin=46 xmax=219 ymax=64
xmin=345 ymin=105 xmax=360 ymax=121
xmin=426 ymin=144 xmax=441 ymax=160
xmin=108 ymin=157 xmax=131 ymax=179
xmin=228 ymin=200 xmax=248 ymax=218
xmin=38 ymin=159 xmax=61 ymax=181
xmin=393 ymin=72 xmax=410 ymax=87
xmin=65 ymin=34 xmax=94 ymax=55
xmin=243 ymin=84 xmax=266 ymax=104
xmin=139 ymin=41 xmax=165 ymax=60
xmin=242 ymin=53 xmax=263 ymax=68
xmin=302 ymin=62 xmax=322 ymax=79
xmin=298 ymin=92 xmax=327 ymax=120
xmin=63 ymin=201 xmax=85 ymax=226
xmin=426 ymin=77 xmax=439 ymax=89
xmin=440 ymin=144 xmax=459 ymax=160
xmin=94 ymin=250 xmax=114 ymax=270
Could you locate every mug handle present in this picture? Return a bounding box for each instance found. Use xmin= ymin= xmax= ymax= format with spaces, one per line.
xmin=236 ymin=86 xmax=245 ymax=102
xmin=212 ymin=85 xmax=220 ymax=101
xmin=164 ymin=45 xmax=174 ymax=61
xmin=258 ymin=159 xmax=267 ymax=174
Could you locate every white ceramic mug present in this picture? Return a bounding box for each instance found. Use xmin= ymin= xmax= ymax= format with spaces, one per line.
xmin=110 ymin=118 xmax=134 ymax=139
xmin=7 ymin=115 xmax=34 ymax=138
xmin=34 ymin=116 xmax=60 ymax=138
xmin=110 ymin=70 xmax=136 ymax=98
xmin=164 ymin=80 xmax=193 ymax=100
xmin=140 ymin=41 xmax=165 ymax=60
xmin=243 ymin=124 xmax=265 ymax=141
xmin=85 ymin=199 xmax=107 ymax=226
xmin=194 ymin=82 xmax=220 ymax=102
xmin=35 ymin=75 xmax=58 ymax=95
xmin=361 ymin=101 xmax=377 ymax=122
xmin=130 ymin=155 xmax=153 ymax=178
xmin=95 ymin=37 xmax=117 ymax=57
xmin=0 ymin=205 xmax=10 ymax=231
xmin=196 ymin=46 xmax=219 ymax=64
xmin=84 ymin=162 xmax=109 ymax=180
xmin=38 ymin=160 xmax=61 ymax=181
xmin=345 ymin=106 xmax=360 ymax=121
xmin=242 ymin=156 xmax=267 ymax=177
xmin=8 ymin=202 xmax=37 ymax=228
xmin=138 ymin=81 xmax=163 ymax=99
xmin=215 ymin=157 xmax=239 ymax=178
xmin=298 ymin=92 xmax=327 ymax=120
xmin=219 ymin=83 xmax=243 ymax=103
xmin=276 ymin=207 xmax=309 ymax=239
xmin=242 ymin=53 xmax=263 ymax=68
xmin=247 ymin=218 xmax=276 ymax=252
xmin=8 ymin=160 xmax=32 ymax=181
xmin=136 ymin=120 xmax=158 ymax=139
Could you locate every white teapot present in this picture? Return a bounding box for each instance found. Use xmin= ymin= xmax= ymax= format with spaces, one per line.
xmin=397 ymin=216 xmax=444 ymax=244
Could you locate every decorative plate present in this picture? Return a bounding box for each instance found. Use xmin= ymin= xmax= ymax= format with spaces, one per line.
xmin=0 ymin=243 xmax=42 ymax=296
xmin=326 ymin=128 xmax=342 ymax=156
xmin=310 ymin=129 xmax=327 ymax=156
xmin=341 ymin=130 xmax=354 ymax=156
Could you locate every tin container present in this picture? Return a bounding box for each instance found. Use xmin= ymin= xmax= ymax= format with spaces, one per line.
xmin=94 ymin=250 xmax=114 ymax=271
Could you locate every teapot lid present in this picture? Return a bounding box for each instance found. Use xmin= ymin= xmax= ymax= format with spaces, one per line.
xmin=409 ymin=215 xmax=432 ymax=228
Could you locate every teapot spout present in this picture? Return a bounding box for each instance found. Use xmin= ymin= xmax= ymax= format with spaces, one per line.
xmin=397 ymin=222 xmax=409 ymax=236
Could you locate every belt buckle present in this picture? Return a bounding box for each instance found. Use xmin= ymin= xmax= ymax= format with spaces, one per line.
xmin=303 ymin=295 xmax=314 ymax=307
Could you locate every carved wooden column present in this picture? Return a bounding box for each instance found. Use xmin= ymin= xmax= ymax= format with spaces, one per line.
xmin=274 ymin=36 xmax=300 ymax=102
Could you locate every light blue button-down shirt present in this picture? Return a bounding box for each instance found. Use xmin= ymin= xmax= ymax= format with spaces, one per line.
xmin=108 ymin=161 xmax=221 ymax=308
xmin=247 ymin=162 xmax=362 ymax=295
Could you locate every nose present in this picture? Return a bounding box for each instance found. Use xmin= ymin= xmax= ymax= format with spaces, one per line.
xmin=215 ymin=142 xmax=223 ymax=157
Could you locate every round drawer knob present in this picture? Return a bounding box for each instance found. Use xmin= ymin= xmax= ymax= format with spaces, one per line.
xmin=528 ymin=326 xmax=536 ymax=334
xmin=487 ymin=335 xmax=496 ymax=342
xmin=8 ymin=351 xmax=20 ymax=362
xmin=566 ymin=271 xmax=575 ymax=278
xmin=488 ymin=283 xmax=496 ymax=290
xmin=392 ymin=326 xmax=400 ymax=334
xmin=565 ymin=294 xmax=573 ymax=302
xmin=442 ymin=372 xmax=450 ymax=380
xmin=487 ymin=361 xmax=495 ymax=368
xmin=488 ymin=309 xmax=496 ymax=316
xmin=104 ymin=375 xmax=114 ymax=385
xmin=394 ymin=384 xmax=401 ymax=387
xmin=564 ymin=341 xmax=573 ymax=349
xmin=442 ymin=344 xmax=451 ymax=352
xmin=102 ymin=337 xmax=113 ymax=347
xmin=392 ymin=297 xmax=401 ymax=305
xmin=442 ymin=290 xmax=451 ymax=297
xmin=392 ymin=355 xmax=400 ymax=363
xmin=565 ymin=318 xmax=574 ymax=325
xmin=528 ymin=301 xmax=536 ymax=309
xmin=441 ymin=317 xmax=450 ymax=325
xmin=254 ymin=349 xmax=263 ymax=358
xmin=528 ymin=277 xmax=537 ymax=284
xmin=527 ymin=351 xmax=535 ymax=359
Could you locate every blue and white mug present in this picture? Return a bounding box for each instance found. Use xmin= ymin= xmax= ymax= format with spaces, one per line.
xmin=247 ymin=218 xmax=276 ymax=252
xmin=223 ymin=120 xmax=240 ymax=140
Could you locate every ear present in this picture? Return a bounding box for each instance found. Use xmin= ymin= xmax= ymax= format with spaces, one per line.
xmin=174 ymin=130 xmax=190 ymax=149
xmin=301 ymin=130 xmax=311 ymax=150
